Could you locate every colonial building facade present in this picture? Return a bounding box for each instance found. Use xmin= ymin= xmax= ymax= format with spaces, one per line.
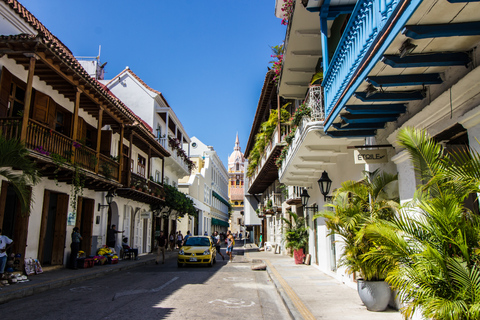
xmin=265 ymin=0 xmax=480 ymax=291
xmin=178 ymin=137 xmax=229 ymax=236
xmin=0 ymin=0 xmax=190 ymax=269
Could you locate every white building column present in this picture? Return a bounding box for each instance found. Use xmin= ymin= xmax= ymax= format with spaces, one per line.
xmin=392 ymin=150 xmax=417 ymax=205
xmin=459 ymin=105 xmax=480 ymax=154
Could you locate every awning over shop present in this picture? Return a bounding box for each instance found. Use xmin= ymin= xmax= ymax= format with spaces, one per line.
xmin=212 ymin=190 xmax=231 ymax=209
xmin=212 ymin=218 xmax=229 ymax=227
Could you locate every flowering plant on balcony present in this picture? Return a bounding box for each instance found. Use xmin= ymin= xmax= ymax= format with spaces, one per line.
xmin=168 ymin=136 xmax=195 ymax=173
xmin=275 ymin=146 xmax=288 ymax=168
xmin=284 ymin=127 xmax=296 ymax=145
xmin=269 ymin=43 xmax=284 ymax=85
xmin=291 ymin=103 xmax=312 ymax=127
xmin=34 ymin=145 xmax=50 ymax=156
xmin=275 ymin=104 xmax=312 ymax=168
xmin=280 ymin=0 xmax=294 ymax=26
xmin=247 ymin=107 xmax=290 ymax=177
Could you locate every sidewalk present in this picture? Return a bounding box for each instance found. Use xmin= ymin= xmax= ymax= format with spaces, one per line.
xmin=247 ymin=250 xmax=403 ymax=320
xmin=0 ymin=250 xmax=177 ymax=304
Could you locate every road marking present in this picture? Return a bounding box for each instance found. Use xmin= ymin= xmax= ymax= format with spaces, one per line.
xmin=112 ymin=276 xmax=179 ymax=300
xmin=209 ymin=298 xmax=255 ymax=308
xmin=223 ymin=277 xmax=254 ymax=282
xmin=264 ymin=259 xmax=316 ymax=320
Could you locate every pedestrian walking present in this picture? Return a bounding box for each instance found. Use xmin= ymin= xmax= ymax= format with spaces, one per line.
xmin=213 ymin=231 xmax=224 ymax=260
xmin=156 ymin=231 xmax=167 ymax=264
xmin=169 ymin=232 xmax=175 ymax=251
xmin=226 ymin=230 xmax=234 ymax=262
xmin=176 ymin=231 xmax=183 ymax=249
xmin=184 ymin=230 xmax=191 ymax=243
xmin=70 ymin=227 xmax=82 ymax=269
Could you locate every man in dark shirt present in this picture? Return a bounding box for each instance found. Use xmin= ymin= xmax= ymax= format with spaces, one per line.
xmin=156 ymin=231 xmax=167 ymax=265
xmin=107 ymin=225 xmax=124 ymax=248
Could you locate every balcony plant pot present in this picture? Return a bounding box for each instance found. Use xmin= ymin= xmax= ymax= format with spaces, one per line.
xmin=293 ymin=248 xmax=305 ymax=264
xmin=357 ymin=279 xmax=391 ymax=312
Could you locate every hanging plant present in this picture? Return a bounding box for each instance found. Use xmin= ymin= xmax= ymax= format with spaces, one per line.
xmin=280 ymin=0 xmax=295 ymax=26
xmin=269 ymin=43 xmax=284 ymax=85
xmin=100 ymin=162 xmax=113 ymax=180
xmin=70 ymin=163 xmax=85 ymax=215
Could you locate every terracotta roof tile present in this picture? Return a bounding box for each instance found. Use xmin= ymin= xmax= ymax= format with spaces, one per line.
xmin=3 ymin=0 xmax=169 ymax=156
xmin=2 ymin=0 xmax=135 ymax=123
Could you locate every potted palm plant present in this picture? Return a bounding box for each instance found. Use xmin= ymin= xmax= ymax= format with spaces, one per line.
xmin=315 ymin=170 xmax=399 ymax=311
xmin=364 ymin=127 xmax=480 ymax=319
xmin=282 ymin=212 xmax=308 ymax=264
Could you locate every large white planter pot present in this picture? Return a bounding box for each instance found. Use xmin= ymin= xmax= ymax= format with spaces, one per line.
xmin=389 ymin=289 xmax=402 ymax=310
xmin=357 ymin=279 xmax=391 ymax=312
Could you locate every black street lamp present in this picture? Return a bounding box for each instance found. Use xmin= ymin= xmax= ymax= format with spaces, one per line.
xmin=300 ymin=188 xmax=318 ymax=213
xmin=317 ymin=171 xmax=332 ymax=201
xmin=98 ymin=190 xmax=115 ymax=211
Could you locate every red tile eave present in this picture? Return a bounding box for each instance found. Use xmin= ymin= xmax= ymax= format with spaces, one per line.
xmin=97 ymin=81 xmax=170 ymax=157
xmin=3 ymin=0 xmax=135 ymax=124
xmin=244 ymin=70 xmax=276 ymax=158
xmin=97 ymin=80 xmax=152 ymax=132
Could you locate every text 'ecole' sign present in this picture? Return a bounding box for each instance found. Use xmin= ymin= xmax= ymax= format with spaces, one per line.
xmin=354 ymin=149 xmax=388 ymax=164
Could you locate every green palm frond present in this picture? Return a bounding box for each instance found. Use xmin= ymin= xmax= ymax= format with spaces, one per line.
xmin=397 ymin=127 xmax=445 ymax=195
xmin=0 ymin=135 xmax=39 ymax=214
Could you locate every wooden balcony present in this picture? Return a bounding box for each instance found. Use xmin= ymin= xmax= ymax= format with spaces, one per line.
xmin=0 ymin=118 xmax=121 ymax=191
xmin=117 ymin=171 xmax=165 ymax=204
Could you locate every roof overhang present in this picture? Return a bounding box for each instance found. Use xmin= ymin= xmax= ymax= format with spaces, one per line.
xmin=323 ymin=0 xmax=480 ymax=137
xmin=279 ymin=121 xmax=362 ymax=186
xmin=278 ymin=0 xmax=322 ymax=100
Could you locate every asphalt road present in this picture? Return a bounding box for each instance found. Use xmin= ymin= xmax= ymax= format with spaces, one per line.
xmin=0 ymin=251 xmax=290 ymax=320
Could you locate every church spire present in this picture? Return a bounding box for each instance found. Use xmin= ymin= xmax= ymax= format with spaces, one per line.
xmin=234 ymin=132 xmax=240 ymax=152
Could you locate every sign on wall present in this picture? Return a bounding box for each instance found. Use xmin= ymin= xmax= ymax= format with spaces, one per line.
xmin=140 ymin=211 xmax=152 ymax=219
xmin=354 ymin=149 xmax=388 ymax=164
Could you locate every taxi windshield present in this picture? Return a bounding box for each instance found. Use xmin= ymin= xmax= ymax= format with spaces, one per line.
xmin=184 ymin=237 xmax=210 ymax=247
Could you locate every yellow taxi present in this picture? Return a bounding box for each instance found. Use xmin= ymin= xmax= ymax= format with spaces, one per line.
xmin=177 ymin=236 xmax=217 ymax=267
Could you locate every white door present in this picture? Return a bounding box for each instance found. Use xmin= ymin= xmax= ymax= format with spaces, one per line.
xmin=134 ymin=210 xmax=142 ymax=252
xmin=123 ymin=206 xmax=131 ymax=245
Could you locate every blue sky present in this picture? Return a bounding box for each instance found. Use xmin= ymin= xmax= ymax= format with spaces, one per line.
xmin=18 ymin=0 xmax=286 ymax=168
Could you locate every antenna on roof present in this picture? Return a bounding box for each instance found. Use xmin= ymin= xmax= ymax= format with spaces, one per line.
xmin=97 ymin=45 xmax=101 ymax=61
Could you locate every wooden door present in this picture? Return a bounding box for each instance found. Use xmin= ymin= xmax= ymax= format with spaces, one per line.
xmin=12 ymin=188 xmax=30 ymax=266
xmin=0 ymin=180 xmax=8 ymax=227
xmin=81 ymin=199 xmax=94 ymax=254
xmin=37 ymin=190 xmax=50 ymax=264
xmin=100 ymin=130 xmax=112 ymax=156
xmin=51 ymin=193 xmax=68 ymax=265
xmin=0 ymin=67 xmax=12 ymax=117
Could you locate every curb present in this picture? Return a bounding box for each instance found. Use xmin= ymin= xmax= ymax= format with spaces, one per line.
xmin=0 ymin=251 xmax=177 ymax=304
xmin=265 ymin=262 xmax=301 ymax=320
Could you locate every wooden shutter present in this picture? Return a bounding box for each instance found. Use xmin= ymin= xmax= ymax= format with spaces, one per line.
xmin=47 ymin=99 xmax=56 ymax=129
xmin=32 ymin=91 xmax=49 ymax=123
xmin=77 ymin=118 xmax=87 ymax=141
xmin=51 ymin=193 xmax=69 ymax=265
xmin=0 ymin=68 xmax=12 ymax=117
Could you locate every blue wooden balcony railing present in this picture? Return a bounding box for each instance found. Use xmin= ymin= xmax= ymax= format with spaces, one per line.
xmin=322 ymin=0 xmax=401 ymax=123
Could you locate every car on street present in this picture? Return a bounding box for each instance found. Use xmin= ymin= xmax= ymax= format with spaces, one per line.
xmin=177 ymin=236 xmax=217 ymax=267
